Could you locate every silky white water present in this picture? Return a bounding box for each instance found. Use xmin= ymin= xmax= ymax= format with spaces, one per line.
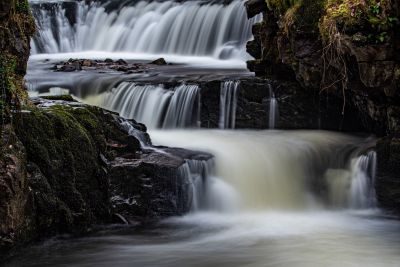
xmin=30 ymin=0 xmax=260 ymax=61
xmin=219 ymin=81 xmax=240 ymax=129
xmin=83 ymin=82 xmax=200 ymax=129
xmin=268 ymin=84 xmax=279 ymax=129
xmin=150 ymin=130 xmax=376 ymax=210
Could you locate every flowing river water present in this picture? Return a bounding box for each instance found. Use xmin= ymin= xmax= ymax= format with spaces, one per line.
xmin=7 ymin=0 xmax=400 ymax=266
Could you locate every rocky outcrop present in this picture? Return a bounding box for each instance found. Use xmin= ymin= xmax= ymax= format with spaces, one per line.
xmin=245 ymin=0 xmax=400 ymax=212
xmin=53 ymin=58 xmax=151 ymax=74
xmin=0 ymin=98 xmax=209 ymax=257
xmin=0 ymin=0 xmax=35 ymax=114
xmin=0 ymin=125 xmax=33 ymax=254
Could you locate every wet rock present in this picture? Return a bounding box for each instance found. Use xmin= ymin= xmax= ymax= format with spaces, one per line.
xmin=54 ymin=58 xmax=148 ymax=73
xmin=376 ymin=138 xmax=400 ymax=214
xmin=82 ymin=59 xmax=93 ymax=67
xmin=244 ymin=0 xmax=267 ymax=18
xmin=150 ymin=58 xmax=167 ymax=65
xmin=358 ymin=61 xmax=395 ymax=88
xmin=116 ymin=59 xmax=128 ymax=65
xmin=0 ymin=1 xmax=14 ymax=18
xmin=0 ymin=125 xmax=32 ymax=254
xmin=1 ymin=98 xmax=210 ymax=254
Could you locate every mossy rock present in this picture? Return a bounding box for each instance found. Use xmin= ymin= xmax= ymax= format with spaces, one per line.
xmin=42 ymin=95 xmax=76 ymax=102
xmin=13 ymin=104 xmax=127 ymax=234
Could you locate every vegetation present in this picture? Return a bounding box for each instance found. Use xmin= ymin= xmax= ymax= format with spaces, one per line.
xmin=265 ymin=0 xmax=398 ymax=42
xmin=0 ymin=0 xmax=35 ymax=133
xmin=321 ymin=0 xmax=398 ymax=44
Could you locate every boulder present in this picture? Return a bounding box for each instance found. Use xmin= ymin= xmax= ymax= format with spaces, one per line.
xmin=150 ymin=58 xmax=167 ymax=65
xmin=244 ymin=0 xmax=268 ymax=18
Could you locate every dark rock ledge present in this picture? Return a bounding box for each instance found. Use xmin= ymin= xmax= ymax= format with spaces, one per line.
xmin=0 ymin=97 xmax=212 ymax=258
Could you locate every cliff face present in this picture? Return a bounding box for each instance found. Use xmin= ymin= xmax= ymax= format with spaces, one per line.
xmin=245 ymin=0 xmax=400 ymax=213
xmin=0 ymin=0 xmax=35 ymax=116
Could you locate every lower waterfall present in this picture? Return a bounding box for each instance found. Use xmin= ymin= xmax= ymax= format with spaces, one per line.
xmin=150 ymin=130 xmax=377 ymax=211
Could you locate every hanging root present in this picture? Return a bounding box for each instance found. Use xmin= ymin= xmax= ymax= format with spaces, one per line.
xmin=320 ymin=20 xmax=349 ymax=115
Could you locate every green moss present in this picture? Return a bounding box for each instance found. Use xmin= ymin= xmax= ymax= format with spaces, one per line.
xmin=267 ymin=0 xmax=326 ymax=32
xmin=0 ymin=0 xmax=36 ymax=126
xmin=321 ymin=0 xmax=398 ymax=44
xmin=16 ymin=0 xmax=30 ymax=14
xmin=266 ymin=0 xmax=302 ymax=13
xmin=42 ymin=95 xmax=76 ymax=102
xmin=14 ymin=105 xmax=111 ymax=230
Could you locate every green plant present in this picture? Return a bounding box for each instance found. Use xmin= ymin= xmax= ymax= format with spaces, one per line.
xmin=16 ymin=0 xmax=30 ymax=14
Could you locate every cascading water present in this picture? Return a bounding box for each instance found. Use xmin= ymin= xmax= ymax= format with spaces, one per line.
xmin=150 ymin=130 xmax=378 ymax=211
xmin=178 ymin=159 xmax=215 ymax=211
xmin=30 ymin=0 xmax=261 ymax=60
xmin=85 ymin=82 xmax=200 ymax=129
xmin=219 ymin=81 xmax=240 ymax=129
xmin=17 ymin=1 xmax=400 ymax=266
xmin=268 ymin=84 xmax=279 ymax=129
xmin=349 ymin=151 xmax=377 ymax=208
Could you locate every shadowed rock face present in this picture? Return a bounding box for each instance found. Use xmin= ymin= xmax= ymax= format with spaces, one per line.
xmin=197 ymin=79 xmax=364 ymax=131
xmin=376 ymin=138 xmax=400 ymax=213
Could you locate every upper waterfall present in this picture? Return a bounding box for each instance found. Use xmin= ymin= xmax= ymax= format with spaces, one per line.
xmin=30 ymin=0 xmax=260 ymax=60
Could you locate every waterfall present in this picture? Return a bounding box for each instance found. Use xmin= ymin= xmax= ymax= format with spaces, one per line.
xmin=349 ymin=151 xmax=377 ymax=209
xmin=181 ymin=159 xmax=215 ymax=211
xmin=30 ymin=0 xmax=261 ymax=60
xmin=268 ymin=84 xmax=279 ymax=129
xmin=219 ymin=81 xmax=240 ymax=129
xmin=325 ymin=151 xmax=377 ymax=209
xmin=118 ymin=118 xmax=151 ymax=148
xmin=86 ymin=82 xmax=200 ymax=129
xmin=151 ymin=130 xmax=376 ymax=211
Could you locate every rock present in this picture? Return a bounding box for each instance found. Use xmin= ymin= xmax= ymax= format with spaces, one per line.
xmin=0 ymin=1 xmax=14 ymax=18
xmin=1 ymin=98 xmax=211 ymax=254
xmin=82 ymin=59 xmax=92 ymax=67
xmin=244 ymin=0 xmax=268 ymax=18
xmin=376 ymin=137 xmax=400 ymax=214
xmin=246 ymin=40 xmax=261 ymax=59
xmin=358 ymin=61 xmax=395 ymax=88
xmin=104 ymin=58 xmax=114 ymax=63
xmin=150 ymin=58 xmax=167 ymax=65
xmin=0 ymin=125 xmax=32 ymax=254
xmin=116 ymin=59 xmax=127 ymax=65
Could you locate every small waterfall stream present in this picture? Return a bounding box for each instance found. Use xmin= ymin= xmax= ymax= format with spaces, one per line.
xmin=268 ymin=84 xmax=279 ymax=129
xmin=219 ymin=81 xmax=240 ymax=129
xmin=349 ymin=151 xmax=377 ymax=208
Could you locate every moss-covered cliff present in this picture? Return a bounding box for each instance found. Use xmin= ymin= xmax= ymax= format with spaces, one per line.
xmin=0 ymin=0 xmax=35 ymax=119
